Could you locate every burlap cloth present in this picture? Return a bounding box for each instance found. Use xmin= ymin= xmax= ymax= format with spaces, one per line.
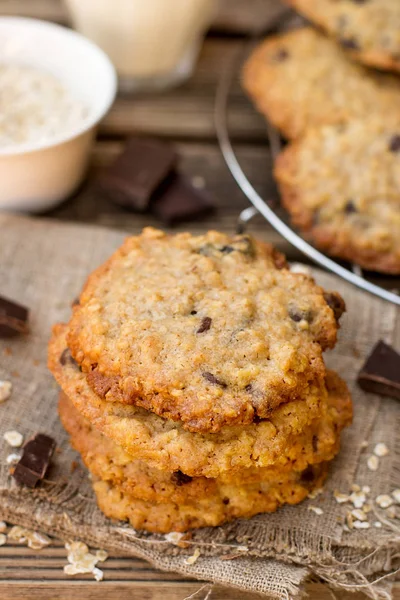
xmin=0 ymin=214 xmax=399 ymax=599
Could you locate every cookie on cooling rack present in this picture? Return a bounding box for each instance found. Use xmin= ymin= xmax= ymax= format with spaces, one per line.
xmin=243 ymin=27 xmax=400 ymax=139
xmin=275 ymin=118 xmax=400 ymax=274
xmin=284 ymin=0 xmax=400 ymax=74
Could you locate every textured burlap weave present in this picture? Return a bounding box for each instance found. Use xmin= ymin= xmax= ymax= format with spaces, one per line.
xmin=0 ymin=214 xmax=399 ymax=599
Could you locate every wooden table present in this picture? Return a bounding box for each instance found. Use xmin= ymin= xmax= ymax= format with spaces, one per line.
xmin=0 ymin=1 xmax=398 ymax=598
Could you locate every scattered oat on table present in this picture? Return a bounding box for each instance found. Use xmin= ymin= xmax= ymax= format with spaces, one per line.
xmin=7 ymin=526 xmax=51 ymax=550
xmin=6 ymin=452 xmax=21 ymax=464
xmin=0 ymin=534 xmax=6 ymax=546
xmin=367 ymin=455 xmax=379 ymax=471
xmin=3 ymin=430 xmax=23 ymax=448
xmin=374 ymin=443 xmax=389 ymax=457
xmin=64 ymin=541 xmax=107 ymax=582
xmin=308 ymin=506 xmax=323 ymax=515
xmin=376 ymin=495 xmax=393 ymax=509
xmin=392 ymin=489 xmax=400 ymax=504
xmin=184 ymin=548 xmax=201 ymax=565
xmin=0 ymin=380 xmax=12 ymax=403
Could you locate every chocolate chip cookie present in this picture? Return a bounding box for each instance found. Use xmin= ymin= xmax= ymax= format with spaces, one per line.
xmin=285 ymin=0 xmax=400 ymax=73
xmin=59 ymin=367 xmax=351 ymax=505
xmin=92 ymin=463 xmax=329 ymax=533
xmin=66 ymin=227 xmax=343 ymax=433
xmin=275 ymin=118 xmax=400 ymax=273
xmin=243 ymin=27 xmax=400 ymax=139
xmin=49 ymin=324 xmax=352 ymax=478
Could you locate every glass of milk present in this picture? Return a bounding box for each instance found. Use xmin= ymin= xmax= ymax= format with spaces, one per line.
xmin=64 ymin=0 xmax=216 ymax=92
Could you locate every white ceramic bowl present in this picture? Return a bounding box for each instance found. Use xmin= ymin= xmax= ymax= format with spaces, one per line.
xmin=0 ymin=17 xmax=117 ymax=212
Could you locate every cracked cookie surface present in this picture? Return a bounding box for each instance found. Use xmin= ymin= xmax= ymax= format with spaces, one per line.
xmin=49 ymin=325 xmax=352 ymax=478
xmin=243 ymin=27 xmax=400 ymax=139
xmin=65 ymin=227 xmax=343 ymax=433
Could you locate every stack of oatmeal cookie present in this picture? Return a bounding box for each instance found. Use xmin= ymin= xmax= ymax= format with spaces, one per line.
xmin=48 ymin=228 xmax=352 ymax=533
xmin=243 ymin=0 xmax=400 ymax=274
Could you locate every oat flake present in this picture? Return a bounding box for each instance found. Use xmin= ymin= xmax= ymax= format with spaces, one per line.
xmin=376 ymin=494 xmax=393 ymax=509
xmin=0 ymin=380 xmax=12 ymax=403
xmin=367 ymin=455 xmax=379 ymax=471
xmin=184 ymin=548 xmax=201 ymax=565
xmin=0 ymin=534 xmax=6 ymax=546
xmin=3 ymin=430 xmax=23 ymax=447
xmin=308 ymin=506 xmax=323 ymax=515
xmin=0 ymin=522 xmax=6 ymax=533
xmin=374 ymin=443 xmax=389 ymax=457
xmin=392 ymin=489 xmax=400 ymax=504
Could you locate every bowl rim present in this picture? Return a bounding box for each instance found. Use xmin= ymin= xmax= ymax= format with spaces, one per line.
xmin=0 ymin=16 xmax=117 ymax=157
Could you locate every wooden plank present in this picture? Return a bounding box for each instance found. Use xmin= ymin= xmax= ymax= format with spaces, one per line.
xmin=48 ymin=139 xmax=307 ymax=261
xmin=99 ymin=39 xmax=265 ymax=141
xmin=0 ymin=0 xmax=286 ymax=34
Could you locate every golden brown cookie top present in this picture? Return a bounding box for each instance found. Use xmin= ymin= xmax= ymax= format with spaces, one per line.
xmin=65 ymin=228 xmax=343 ymax=433
xmin=48 ymin=324 xmax=352 ymax=478
xmin=285 ymin=0 xmax=400 ymax=73
xmin=275 ymin=118 xmax=400 ymax=274
xmin=243 ymin=27 xmax=400 ymax=139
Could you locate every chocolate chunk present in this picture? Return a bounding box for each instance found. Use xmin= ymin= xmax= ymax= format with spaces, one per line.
xmin=341 ymin=38 xmax=360 ymax=50
xmin=323 ymin=292 xmax=346 ymax=322
xmin=197 ymin=317 xmax=212 ymax=334
xmin=202 ymin=372 xmax=227 ymax=388
xmin=245 ymin=384 xmax=253 ymax=393
xmin=0 ymin=295 xmax=29 ymax=337
xmin=357 ymin=340 xmax=400 ymax=401
xmin=299 ymin=465 xmax=316 ymax=484
xmin=151 ymin=174 xmax=214 ymax=226
xmin=220 ymin=246 xmax=235 ymax=254
xmin=59 ymin=348 xmax=79 ymax=369
xmin=273 ymin=48 xmax=289 ymax=62
xmin=388 ymin=134 xmax=400 ymax=153
xmin=12 ymin=433 xmax=56 ymax=488
xmin=288 ymin=305 xmax=313 ymax=323
xmin=171 ymin=471 xmax=193 ymax=486
xmin=222 ymin=498 xmax=230 ymax=505
xmin=344 ymin=200 xmax=357 ymax=214
xmin=99 ymin=137 xmax=176 ymax=211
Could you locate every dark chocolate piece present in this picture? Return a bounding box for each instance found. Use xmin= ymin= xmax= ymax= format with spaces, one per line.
xmin=323 ymin=292 xmax=346 ymax=322
xmin=344 ymin=200 xmax=357 ymax=214
xmin=389 ymin=134 xmax=400 ymax=153
xmin=341 ymin=38 xmax=360 ymax=50
xmin=12 ymin=433 xmax=56 ymax=488
xmin=0 ymin=295 xmax=29 ymax=337
xmin=171 ymin=471 xmax=193 ymax=486
xmin=202 ymin=372 xmax=227 ymax=388
xmin=151 ymin=175 xmax=214 ymax=225
xmin=197 ymin=317 xmax=212 ymax=334
xmin=357 ymin=340 xmax=400 ymax=401
xmin=99 ymin=138 xmax=176 ymax=211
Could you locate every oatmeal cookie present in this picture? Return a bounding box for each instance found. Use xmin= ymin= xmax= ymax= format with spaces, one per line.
xmin=243 ymin=27 xmax=400 ymax=139
xmin=49 ymin=325 xmax=352 ymax=478
xmin=92 ymin=462 xmax=328 ymax=533
xmin=285 ymin=0 xmax=400 ymax=73
xmin=59 ymin=377 xmax=351 ymax=504
xmin=66 ymin=227 xmax=343 ymax=433
xmin=275 ymin=118 xmax=400 ymax=274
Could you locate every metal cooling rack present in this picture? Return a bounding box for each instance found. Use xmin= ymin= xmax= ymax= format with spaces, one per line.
xmin=214 ymin=16 xmax=400 ymax=306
